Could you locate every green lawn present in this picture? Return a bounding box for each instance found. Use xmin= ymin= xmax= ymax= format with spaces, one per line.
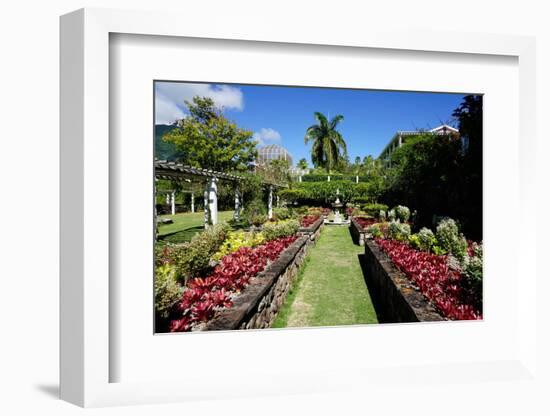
xmin=273 ymin=226 xmax=378 ymax=328
xmin=158 ymin=211 xmax=234 ymax=243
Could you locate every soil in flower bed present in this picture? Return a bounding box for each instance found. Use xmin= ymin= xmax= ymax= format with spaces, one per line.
xmin=169 ymin=235 xmax=298 ymax=332
xmin=375 ymin=238 xmax=481 ymax=320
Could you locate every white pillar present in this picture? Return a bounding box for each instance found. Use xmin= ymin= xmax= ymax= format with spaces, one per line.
xmin=398 ymin=134 xmax=403 ymax=147
xmin=170 ymin=191 xmax=176 ymax=215
xmin=276 ymin=195 xmax=280 ymax=208
xmin=356 ymin=175 xmax=359 ymax=183
xmin=190 ymin=192 xmax=195 ymax=213
xmin=203 ymin=183 xmax=209 ymax=229
xmin=165 ymin=193 xmax=170 ymax=204
xmin=234 ymin=186 xmax=241 ymax=221
xmin=299 ymin=175 xmax=302 ymax=182
xmin=208 ymin=177 xmax=218 ymax=225
xmin=327 ymin=175 xmax=330 ymax=182
xmin=268 ymin=185 xmax=273 ymax=220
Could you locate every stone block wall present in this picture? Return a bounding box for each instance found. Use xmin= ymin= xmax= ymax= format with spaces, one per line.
xmin=363 ymin=240 xmax=445 ymax=323
xmin=350 ymin=217 xmax=367 ymax=246
xmin=204 ymin=235 xmax=311 ymax=331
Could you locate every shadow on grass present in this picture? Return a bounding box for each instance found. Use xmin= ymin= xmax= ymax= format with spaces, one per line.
xmin=357 ymin=252 xmax=390 ymax=324
xmin=158 ymin=226 xmax=204 ymax=244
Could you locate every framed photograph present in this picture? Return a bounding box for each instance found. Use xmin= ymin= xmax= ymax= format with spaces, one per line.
xmin=60 ymin=8 xmax=537 ymax=407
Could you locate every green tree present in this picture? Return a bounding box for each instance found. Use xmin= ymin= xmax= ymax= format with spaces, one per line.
xmin=304 ymin=112 xmax=347 ymax=173
xmin=163 ymin=96 xmax=257 ymax=172
xmin=297 ymin=158 xmax=308 ymax=170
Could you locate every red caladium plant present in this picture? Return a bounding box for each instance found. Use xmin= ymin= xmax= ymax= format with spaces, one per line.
xmin=375 ymin=238 xmax=481 ymax=320
xmin=355 ymin=217 xmax=378 ymax=230
xmin=300 ymin=215 xmax=320 ymax=227
xmin=170 ymin=235 xmax=298 ymax=332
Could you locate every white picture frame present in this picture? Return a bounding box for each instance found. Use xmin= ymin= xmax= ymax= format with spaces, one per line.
xmin=60 ymin=7 xmax=537 ymax=408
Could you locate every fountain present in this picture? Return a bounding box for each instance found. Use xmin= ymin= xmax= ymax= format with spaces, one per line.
xmin=324 ymin=188 xmax=350 ymax=225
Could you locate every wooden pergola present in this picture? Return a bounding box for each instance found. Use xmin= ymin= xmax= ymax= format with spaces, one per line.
xmin=155 ymin=160 xmax=285 ymax=231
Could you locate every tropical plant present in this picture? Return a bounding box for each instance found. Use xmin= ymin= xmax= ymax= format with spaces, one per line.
xmin=361 ymin=203 xmax=389 ymax=217
xmin=304 ymin=112 xmax=347 ymax=173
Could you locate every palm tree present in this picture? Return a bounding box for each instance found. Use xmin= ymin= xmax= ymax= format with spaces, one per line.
xmin=304 ymin=112 xmax=347 ymax=173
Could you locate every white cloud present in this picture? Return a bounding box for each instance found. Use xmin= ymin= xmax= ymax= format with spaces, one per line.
xmin=155 ymin=82 xmax=244 ymax=125
xmin=253 ymin=128 xmax=282 ymax=145
xmin=155 ymin=94 xmax=185 ymax=125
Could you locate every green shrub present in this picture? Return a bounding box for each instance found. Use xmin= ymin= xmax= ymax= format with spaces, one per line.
xmin=409 ymin=227 xmax=437 ymax=251
xmin=361 ymin=203 xmax=389 ymax=217
xmin=354 ymin=196 xmax=372 ymax=205
xmin=155 ymin=263 xmax=182 ymax=318
xmin=244 ymin=198 xmax=267 ymax=223
xmin=213 ymin=230 xmax=265 ymax=260
xmin=171 ymin=223 xmax=230 ymax=283
xmin=272 ymin=207 xmax=292 ymax=221
xmin=388 ymin=220 xmax=411 ymax=241
xmin=463 ymin=242 xmax=483 ymax=303
xmin=295 ymin=206 xmax=309 ymax=215
xmin=367 ymin=223 xmax=384 ymax=239
xmin=251 ymin=214 xmax=268 ymax=227
xmin=378 ymin=210 xmax=387 ymax=221
xmin=388 ymin=208 xmax=396 ymax=221
xmin=436 ymin=218 xmax=468 ymax=260
xmin=262 ymin=219 xmax=299 ymax=241
xmin=394 ymin=205 xmax=411 ymax=222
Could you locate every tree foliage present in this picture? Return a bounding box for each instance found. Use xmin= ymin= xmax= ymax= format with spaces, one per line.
xmin=162 ymin=96 xmax=257 ymax=172
xmin=304 ymin=112 xmax=347 ymax=173
xmin=382 ymin=95 xmax=483 ymax=240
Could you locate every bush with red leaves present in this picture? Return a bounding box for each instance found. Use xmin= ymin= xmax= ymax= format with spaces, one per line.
xmin=170 ymin=235 xmax=298 ymax=332
xmin=375 ymin=238 xmax=481 ymax=320
xmin=300 ymin=215 xmax=320 ymax=228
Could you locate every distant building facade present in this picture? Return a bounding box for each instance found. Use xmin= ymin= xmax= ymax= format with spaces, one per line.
xmin=378 ymin=124 xmax=459 ymax=166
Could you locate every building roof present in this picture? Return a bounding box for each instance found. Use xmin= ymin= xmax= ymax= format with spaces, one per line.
xmin=378 ymin=124 xmax=459 ymax=159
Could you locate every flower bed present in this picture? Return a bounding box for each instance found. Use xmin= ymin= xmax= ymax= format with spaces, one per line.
xmin=375 ymin=238 xmax=481 ymax=320
xmin=350 ymin=216 xmax=377 ymax=246
xmin=298 ymin=215 xmax=323 ymax=241
xmin=169 ymin=235 xmax=298 ymax=332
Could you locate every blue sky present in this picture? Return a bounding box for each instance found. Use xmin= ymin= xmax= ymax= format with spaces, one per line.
xmin=155 ymin=81 xmax=468 ymax=164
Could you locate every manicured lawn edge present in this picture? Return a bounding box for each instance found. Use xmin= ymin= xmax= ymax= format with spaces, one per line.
xmin=364 ymin=239 xmax=445 ymax=323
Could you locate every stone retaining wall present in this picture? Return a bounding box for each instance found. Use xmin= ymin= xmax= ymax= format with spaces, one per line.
xmin=204 ymin=235 xmax=312 ymax=331
xmin=350 ymin=217 xmax=368 ymax=246
xmin=298 ymin=217 xmax=324 ymax=242
xmin=363 ymin=240 xmax=445 ymax=323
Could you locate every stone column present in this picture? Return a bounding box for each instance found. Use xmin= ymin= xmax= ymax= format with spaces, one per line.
xmin=190 ymin=192 xmax=195 ymax=213
xmin=268 ymin=185 xmax=273 ymax=220
xmin=327 ymin=175 xmax=330 ymax=182
xmin=234 ymin=186 xmax=241 ymax=221
xmin=276 ymin=194 xmax=280 ymax=208
xmin=356 ymin=175 xmax=359 ymax=183
xmin=203 ymin=182 xmax=209 ymax=229
xmin=170 ymin=191 xmax=176 ymax=215
xmin=299 ymin=175 xmax=302 ymax=182
xmin=208 ymin=177 xmax=218 ymax=225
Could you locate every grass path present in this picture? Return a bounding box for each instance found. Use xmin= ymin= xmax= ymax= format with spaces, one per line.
xmin=273 ymin=226 xmax=378 ymax=328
